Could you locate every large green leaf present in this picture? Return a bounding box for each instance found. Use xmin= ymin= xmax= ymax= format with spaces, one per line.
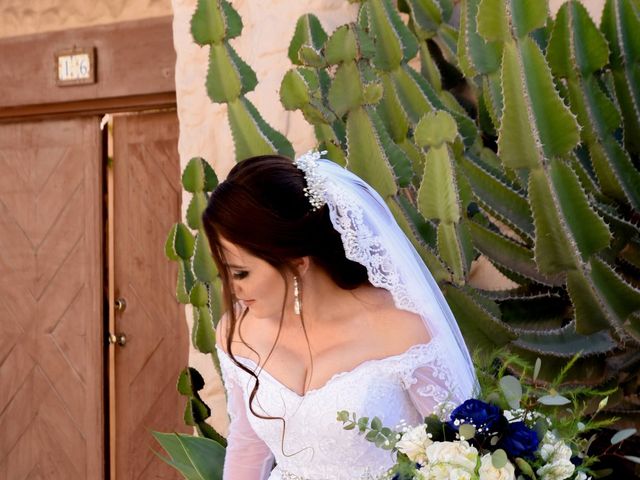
xmin=444 ymin=285 xmax=516 ymax=354
xmin=528 ymin=168 xmax=578 ymax=273
xmin=458 ymin=0 xmax=502 ymax=77
xmin=549 ymin=160 xmax=611 ymax=261
xmin=548 ymin=1 xmax=609 ymax=77
xmin=288 ymin=14 xmax=328 ymax=65
xmin=417 ymin=144 xmax=460 ymax=223
xmin=369 ymin=0 xmax=419 ymax=70
xmin=513 ymin=322 xmax=617 ymax=356
xmin=193 ymin=231 xmax=218 ymax=283
xmin=345 ymin=107 xmax=397 ymax=198
xmin=328 ymin=62 xmax=364 ymax=117
xmin=227 ymin=98 xmax=294 ymax=161
xmin=153 ymin=432 xmax=225 ymax=480
xmin=461 ymin=154 xmax=533 ymax=240
xmin=206 ymin=43 xmax=257 ymax=103
xmin=601 ymin=0 xmax=640 ymax=154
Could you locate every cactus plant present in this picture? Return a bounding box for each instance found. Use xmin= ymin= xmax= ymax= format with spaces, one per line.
xmin=168 ymin=0 xmax=640 ymax=445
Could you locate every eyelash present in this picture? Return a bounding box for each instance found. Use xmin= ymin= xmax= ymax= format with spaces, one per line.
xmin=231 ymin=271 xmax=249 ymax=280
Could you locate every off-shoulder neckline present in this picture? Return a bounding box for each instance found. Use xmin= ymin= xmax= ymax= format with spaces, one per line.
xmin=216 ymin=339 xmax=439 ymax=399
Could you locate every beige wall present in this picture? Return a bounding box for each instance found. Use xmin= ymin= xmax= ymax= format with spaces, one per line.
xmin=0 ymin=0 xmax=172 ymax=38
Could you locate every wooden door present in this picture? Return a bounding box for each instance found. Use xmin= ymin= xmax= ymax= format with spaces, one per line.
xmin=112 ymin=111 xmax=189 ymax=479
xmin=0 ymin=118 xmax=104 ymax=479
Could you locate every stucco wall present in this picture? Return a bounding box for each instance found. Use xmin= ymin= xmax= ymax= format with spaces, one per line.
xmin=0 ymin=0 xmax=172 ymax=38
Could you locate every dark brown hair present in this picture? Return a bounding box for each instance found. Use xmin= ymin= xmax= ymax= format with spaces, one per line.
xmin=201 ymin=155 xmax=368 ymax=429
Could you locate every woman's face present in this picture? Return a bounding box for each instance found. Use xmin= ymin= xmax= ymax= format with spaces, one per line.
xmin=218 ymin=236 xmax=289 ymax=319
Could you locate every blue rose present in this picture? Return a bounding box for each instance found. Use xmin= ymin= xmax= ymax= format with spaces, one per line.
xmin=499 ymin=421 xmax=539 ymax=459
xmin=448 ymin=399 xmax=505 ymax=435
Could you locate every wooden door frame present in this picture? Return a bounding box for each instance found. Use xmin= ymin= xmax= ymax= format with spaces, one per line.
xmin=0 ymin=15 xmax=179 ymax=480
xmin=0 ymin=16 xmax=177 ymax=122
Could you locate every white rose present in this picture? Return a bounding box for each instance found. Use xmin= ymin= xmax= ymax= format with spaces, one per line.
xmin=536 ymin=460 xmax=575 ymax=480
xmin=425 ymin=440 xmax=478 ymax=472
xmin=419 ymin=463 xmax=473 ymax=480
xmin=478 ymin=453 xmax=516 ymax=480
xmin=574 ymin=472 xmax=591 ymax=480
xmin=396 ymin=425 xmax=432 ymax=464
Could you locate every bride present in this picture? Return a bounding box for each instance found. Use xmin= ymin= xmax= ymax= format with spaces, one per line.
xmin=202 ymin=151 xmax=477 ymax=479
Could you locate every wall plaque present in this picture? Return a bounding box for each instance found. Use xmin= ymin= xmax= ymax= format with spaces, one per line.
xmin=55 ymin=47 xmax=96 ymax=86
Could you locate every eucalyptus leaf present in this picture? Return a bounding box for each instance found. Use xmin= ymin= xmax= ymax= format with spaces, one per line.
xmin=500 ymin=375 xmax=523 ymax=410
xmin=491 ymin=449 xmax=508 ymax=469
xmin=533 ymin=357 xmax=541 ymax=382
xmin=538 ymin=394 xmax=571 ymax=406
xmin=459 ymin=424 xmax=476 ymax=440
xmin=611 ymin=428 xmax=637 ymax=445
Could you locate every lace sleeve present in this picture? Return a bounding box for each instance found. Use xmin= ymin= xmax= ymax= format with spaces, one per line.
xmin=399 ymin=342 xmax=464 ymax=419
xmin=217 ymin=346 xmax=274 ymax=479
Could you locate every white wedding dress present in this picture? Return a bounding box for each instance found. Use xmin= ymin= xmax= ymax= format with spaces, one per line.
xmin=217 ymin=334 xmax=467 ymax=480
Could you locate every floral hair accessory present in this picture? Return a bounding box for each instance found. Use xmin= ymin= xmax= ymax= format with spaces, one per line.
xmin=294 ymin=150 xmax=328 ymax=211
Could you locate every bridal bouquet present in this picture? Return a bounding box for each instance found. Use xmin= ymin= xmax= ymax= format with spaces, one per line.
xmin=338 ymin=357 xmax=637 ymax=480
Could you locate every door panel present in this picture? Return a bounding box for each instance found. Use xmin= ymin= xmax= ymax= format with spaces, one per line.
xmin=0 ymin=118 xmax=104 ymax=479
xmin=113 ymin=111 xmax=189 ymax=479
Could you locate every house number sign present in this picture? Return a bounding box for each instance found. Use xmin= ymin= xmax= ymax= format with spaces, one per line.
xmin=55 ymin=47 xmax=96 ymax=86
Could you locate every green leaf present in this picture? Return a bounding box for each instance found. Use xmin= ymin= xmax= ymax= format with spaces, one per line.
xmin=176 ymin=260 xmax=192 ymax=304
xmin=189 ymin=281 xmax=209 ymax=308
xmin=369 ymin=0 xmax=418 ymax=70
xmin=227 ymin=97 xmax=294 ymax=161
xmin=190 ymin=0 xmax=227 ymax=45
xmin=538 ymin=394 xmax=571 ymax=405
xmin=443 ymin=285 xmax=516 ymax=353
xmin=511 ymin=0 xmax=548 ymax=39
xmin=329 ymin=62 xmax=363 ymax=117
xmin=193 ymin=231 xmax=218 ymax=283
xmin=437 ymin=222 xmax=465 ymax=283
xmin=477 ymin=0 xmax=510 ymax=43
xmin=371 ymin=417 xmax=382 ymax=430
xmin=202 ymin=159 xmax=219 ymax=192
xmin=459 ymin=424 xmax=476 ymax=440
xmin=187 ymin=192 xmax=208 ymax=230
xmin=152 ymin=432 xmax=225 ymax=480
xmin=491 ymin=449 xmax=508 ymax=469
xmin=182 ymin=157 xmax=206 ymax=193
xmin=174 ymin=223 xmax=195 ymax=260
xmin=166 ymin=224 xmax=180 ymax=261
xmin=417 ymin=145 xmax=460 ymax=222
xmin=325 ymin=25 xmax=358 ymax=64
xmin=288 ymin=14 xmax=328 ymax=65
xmin=528 ymin=168 xmax=579 ymax=274
xmin=500 ymin=375 xmax=523 ymax=409
xmin=414 ymin=110 xmax=458 ymax=148
xmin=533 ymin=358 xmax=541 ymax=381
xmin=611 ymin=428 xmax=636 ymax=444
xmin=345 ymin=107 xmax=397 ymax=198
xmin=193 ymin=306 xmax=216 ymax=353
xmin=590 ymin=256 xmax=640 ymax=323
xmin=458 ymin=0 xmax=502 ymax=76
xmin=177 ymin=367 xmax=205 ymax=396
xmin=514 ymin=457 xmax=535 ymax=478
xmin=206 ymin=43 xmax=255 ymax=103
xmin=461 ymin=154 xmax=533 ymax=240
xmin=548 ymin=1 xmax=609 ymax=77
xmin=549 ymin=160 xmax=611 ymax=261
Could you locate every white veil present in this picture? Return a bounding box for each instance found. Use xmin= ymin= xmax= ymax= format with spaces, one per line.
xmin=296 ymin=151 xmax=477 ymax=400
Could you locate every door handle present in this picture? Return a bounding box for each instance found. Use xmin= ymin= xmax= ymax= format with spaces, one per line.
xmin=108 ymin=332 xmax=127 ymax=346
xmin=114 ymin=297 xmax=127 ymax=312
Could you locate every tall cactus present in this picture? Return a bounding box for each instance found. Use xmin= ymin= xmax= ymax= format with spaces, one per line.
xmin=170 ymin=0 xmax=640 ymax=431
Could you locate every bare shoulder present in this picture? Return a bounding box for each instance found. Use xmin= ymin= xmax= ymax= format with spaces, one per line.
xmin=355 ymin=286 xmax=431 ymax=348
